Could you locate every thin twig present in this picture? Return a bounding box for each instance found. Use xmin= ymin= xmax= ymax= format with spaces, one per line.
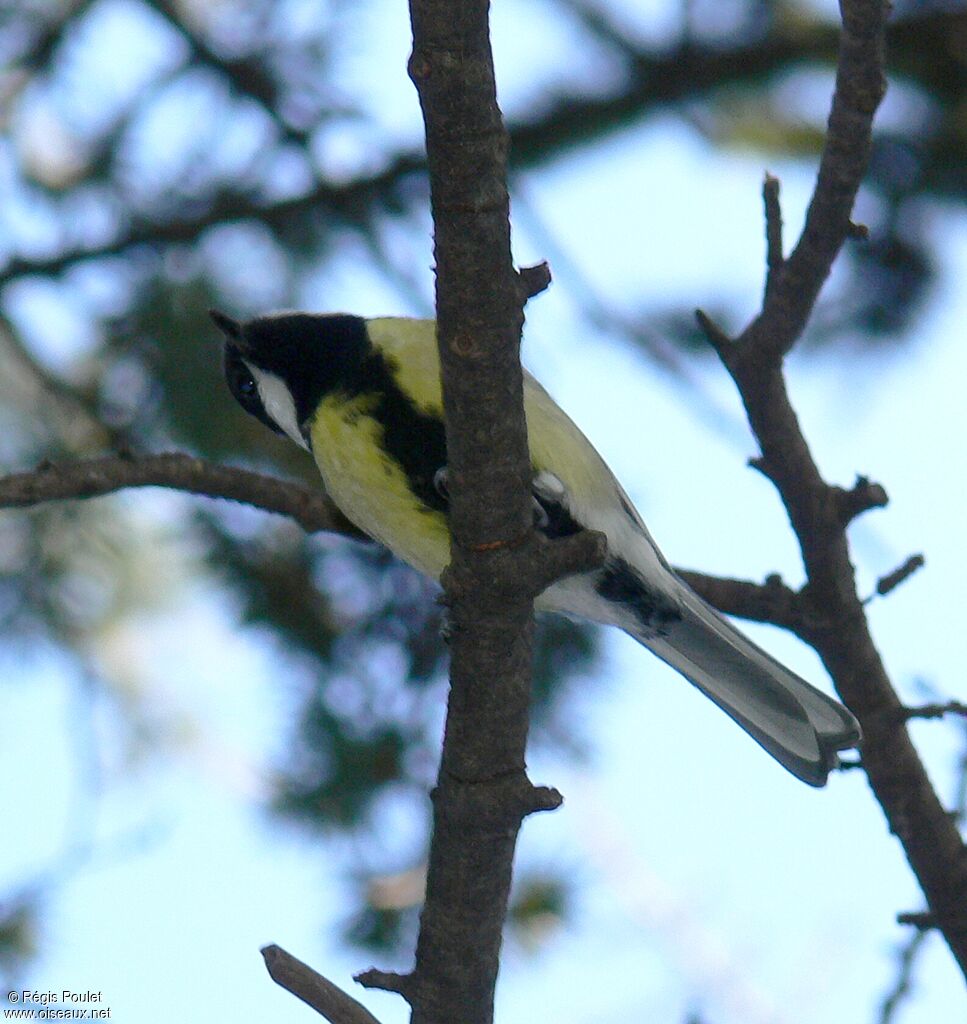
xmin=261 ymin=945 xmax=384 ymax=1024
xmin=875 ymin=554 xmax=925 ymax=597
xmin=762 ymin=172 xmax=784 ymax=298
xmin=881 ymin=718 xmax=967 ymax=1019
xmin=899 ymin=702 xmax=967 ymax=722
xmin=694 ymin=308 xmax=734 ymax=364
xmin=0 ymin=152 xmax=426 ymax=287
xmin=354 ymin=969 xmax=412 ymax=998
xmin=896 ymin=911 xmax=936 ymax=930
xmin=878 ymin=929 xmax=929 ymax=1024
xmin=741 ymin=0 xmax=887 ymax=361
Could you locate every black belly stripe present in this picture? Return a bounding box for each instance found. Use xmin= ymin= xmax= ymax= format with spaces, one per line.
xmin=339 ymin=349 xmax=449 ymax=514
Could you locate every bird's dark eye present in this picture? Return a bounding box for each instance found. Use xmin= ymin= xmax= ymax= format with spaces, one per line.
xmin=224 ymin=344 xmax=285 ymax=435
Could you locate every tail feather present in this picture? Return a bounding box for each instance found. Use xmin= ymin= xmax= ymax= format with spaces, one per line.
xmin=633 ymin=582 xmax=861 ymax=787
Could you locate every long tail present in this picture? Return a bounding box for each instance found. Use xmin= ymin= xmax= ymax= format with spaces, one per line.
xmin=631 ymin=581 xmax=861 ymax=787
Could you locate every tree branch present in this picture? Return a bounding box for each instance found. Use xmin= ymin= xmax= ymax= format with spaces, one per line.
xmin=261 ymin=945 xmax=384 ymax=1024
xmin=874 ymin=554 xmax=925 ymax=598
xmin=354 ymin=4 xmax=608 ymax=1023
xmin=0 ymin=452 xmax=359 ymax=536
xmin=0 ymin=153 xmax=427 ymax=287
xmin=0 ymin=21 xmax=866 ymax=291
xmin=877 ymin=929 xmax=929 ymax=1024
xmin=740 ymin=0 xmax=889 ymax=363
xmin=762 ymin=172 xmax=784 ymax=300
xmin=1 ymin=454 xmax=795 ymax=636
xmin=832 ymin=474 xmax=890 ymax=525
xmin=700 ymin=0 xmax=967 ymax=980
xmin=398 ymin=0 xmax=540 ymax=1015
xmin=901 ymin=702 xmax=967 ymax=723
xmin=677 ymin=569 xmax=806 ymax=633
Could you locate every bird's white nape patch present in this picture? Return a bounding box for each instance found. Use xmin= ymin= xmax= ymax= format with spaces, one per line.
xmin=247 ymin=362 xmax=309 ymax=450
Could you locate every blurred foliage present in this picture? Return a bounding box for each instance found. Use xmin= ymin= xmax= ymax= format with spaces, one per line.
xmin=0 ymin=895 xmax=39 ymax=981
xmin=0 ymin=0 xmax=964 ymax=976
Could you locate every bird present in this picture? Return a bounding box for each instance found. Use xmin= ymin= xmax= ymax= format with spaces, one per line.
xmin=211 ymin=309 xmax=861 ymax=786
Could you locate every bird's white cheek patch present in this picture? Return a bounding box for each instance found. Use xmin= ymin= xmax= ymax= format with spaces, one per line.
xmin=249 ymin=363 xmax=309 ymax=450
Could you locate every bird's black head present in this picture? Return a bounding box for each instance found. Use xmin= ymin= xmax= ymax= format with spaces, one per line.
xmin=210 ymin=309 xmax=370 ymax=444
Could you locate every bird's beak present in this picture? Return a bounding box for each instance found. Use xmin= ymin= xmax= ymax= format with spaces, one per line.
xmin=209 ymin=309 xmax=244 ymax=345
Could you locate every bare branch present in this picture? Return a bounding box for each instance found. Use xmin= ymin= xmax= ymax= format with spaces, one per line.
xmin=878 ymin=930 xmax=929 ymax=1024
xmin=741 ymin=0 xmax=887 ymax=361
xmin=762 ymin=172 xmax=784 ymax=299
xmin=896 ymin=911 xmax=936 ymax=930
xmin=833 ymin=474 xmax=890 ymax=525
xmin=354 ymin=969 xmax=413 ymax=1000
xmin=0 ymin=153 xmax=426 ymax=288
xmin=516 ymin=261 xmax=552 ymax=302
xmin=0 ymin=23 xmax=856 ymax=291
xmin=4 ymin=454 xmax=804 ymax=646
xmin=677 ymin=569 xmax=807 ymax=633
xmin=698 ymin=0 xmax=967 ymax=980
xmin=694 ymin=308 xmax=735 ymax=364
xmin=874 ymin=554 xmax=926 ymax=598
xmin=527 ymin=531 xmax=607 ymax=597
xmin=902 ymin=702 xmax=967 ymax=723
xmin=388 ymin=3 xmax=593 ymax=1021
xmin=261 ymin=945 xmax=384 ymax=1024
xmin=0 ymin=453 xmax=360 ymax=537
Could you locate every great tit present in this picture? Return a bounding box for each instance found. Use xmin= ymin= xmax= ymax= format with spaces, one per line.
xmin=211 ymin=310 xmax=860 ymax=786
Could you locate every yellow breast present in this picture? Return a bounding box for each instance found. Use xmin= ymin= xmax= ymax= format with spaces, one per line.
xmin=306 ymin=317 xmax=627 ymax=582
xmin=309 ymin=391 xmax=451 ymax=578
